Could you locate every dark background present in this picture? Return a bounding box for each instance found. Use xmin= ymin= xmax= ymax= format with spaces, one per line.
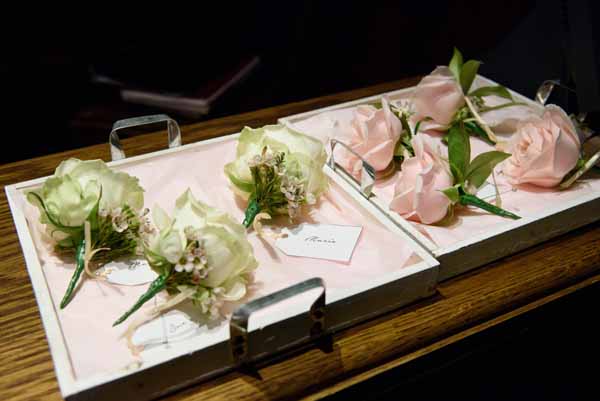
xmin=0 ymin=0 xmax=597 ymax=164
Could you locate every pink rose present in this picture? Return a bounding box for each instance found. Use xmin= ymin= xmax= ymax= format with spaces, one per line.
xmin=412 ymin=66 xmax=465 ymax=128
xmin=503 ymin=104 xmax=581 ymax=187
xmin=389 ymin=135 xmax=454 ymax=224
xmin=338 ymin=96 xmax=402 ymax=176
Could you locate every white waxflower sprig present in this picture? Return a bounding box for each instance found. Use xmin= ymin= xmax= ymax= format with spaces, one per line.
xmin=27 ymin=158 xmax=146 ymax=308
xmin=224 ymin=124 xmax=328 ymax=229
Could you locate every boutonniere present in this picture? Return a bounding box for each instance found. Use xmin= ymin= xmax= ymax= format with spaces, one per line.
xmin=503 ymin=104 xmax=588 ymax=189
xmin=390 ymin=131 xmax=520 ymax=224
xmin=113 ymin=190 xmax=257 ymax=337
xmin=27 ymin=159 xmax=148 ymax=308
xmin=336 ymin=96 xmax=403 ymax=177
xmin=224 ymin=125 xmax=328 ymax=229
xmin=413 ymin=48 xmax=526 ymax=144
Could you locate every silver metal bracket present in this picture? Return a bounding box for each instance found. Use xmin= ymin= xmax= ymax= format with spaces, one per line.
xmin=229 ymin=277 xmax=326 ymax=366
xmin=109 ymin=114 xmax=182 ymax=161
xmin=328 ymin=139 xmax=376 ymax=197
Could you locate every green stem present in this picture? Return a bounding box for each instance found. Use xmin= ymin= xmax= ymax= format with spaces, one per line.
xmin=113 ymin=274 xmax=167 ymax=326
xmin=479 ymin=101 xmax=528 ymax=113
xmin=60 ymin=240 xmax=86 ymax=309
xmin=464 ymin=121 xmax=495 ymax=145
xmin=242 ymin=199 xmax=261 ymax=228
xmin=459 ymin=194 xmax=521 ymax=220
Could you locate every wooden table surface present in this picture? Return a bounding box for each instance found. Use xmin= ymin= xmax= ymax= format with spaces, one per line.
xmin=1 ymin=77 xmax=599 ymax=401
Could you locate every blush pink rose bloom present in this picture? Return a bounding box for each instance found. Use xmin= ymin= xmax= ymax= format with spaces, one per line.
xmin=503 ymin=104 xmax=581 ymax=188
xmin=412 ymin=66 xmax=465 ymax=128
xmin=338 ymin=96 xmax=402 ymax=175
xmin=389 ymin=135 xmax=454 ymax=224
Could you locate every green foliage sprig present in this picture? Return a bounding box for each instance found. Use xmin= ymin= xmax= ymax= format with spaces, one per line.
xmin=441 ymin=123 xmax=520 ymax=220
xmin=447 ymin=48 xmax=527 ymax=144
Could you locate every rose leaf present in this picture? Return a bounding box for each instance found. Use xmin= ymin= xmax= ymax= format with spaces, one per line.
xmin=449 ymin=47 xmax=464 ymax=83
xmin=465 ymin=151 xmax=511 ymax=189
xmin=460 ymin=60 xmax=481 ymax=94
xmin=469 ymin=85 xmax=513 ymax=100
xmin=447 ymin=124 xmax=471 ymax=184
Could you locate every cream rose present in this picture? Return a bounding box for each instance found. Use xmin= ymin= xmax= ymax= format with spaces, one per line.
xmin=389 ymin=135 xmax=453 ymax=224
xmin=503 ymin=104 xmax=581 ymax=187
xmin=115 ymin=189 xmax=258 ymax=325
xmin=28 ymin=158 xmax=144 ymax=231
xmin=27 ymin=158 xmax=147 ymax=308
xmin=338 ymin=96 xmax=402 ymax=175
xmin=224 ymin=124 xmax=328 ymax=227
xmin=148 ymin=189 xmax=257 ymax=296
xmin=412 ymin=66 xmax=465 ymax=128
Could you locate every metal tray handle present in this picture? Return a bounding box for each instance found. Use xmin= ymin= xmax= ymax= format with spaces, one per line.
xmin=535 ymin=80 xmax=587 ymax=123
xmin=109 ymin=114 xmax=182 ymax=161
xmin=328 ymin=139 xmax=376 ymax=197
xmin=229 ymin=277 xmax=326 ymax=365
xmin=535 ymin=79 xmax=562 ymax=106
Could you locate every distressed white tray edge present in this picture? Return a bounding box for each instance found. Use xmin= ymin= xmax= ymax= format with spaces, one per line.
xmin=5 ymin=185 xmax=78 ymax=398
xmin=5 ymin=131 xmax=439 ymax=400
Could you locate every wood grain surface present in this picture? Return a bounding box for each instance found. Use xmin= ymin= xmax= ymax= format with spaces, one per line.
xmin=1 ymin=76 xmax=599 ymax=401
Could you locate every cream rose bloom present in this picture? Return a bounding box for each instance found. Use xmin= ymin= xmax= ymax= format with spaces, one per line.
xmin=148 ymin=189 xmax=258 ymax=301
xmin=224 ymin=124 xmax=328 ymax=201
xmin=412 ymin=66 xmax=465 ymax=128
xmin=338 ymin=96 xmax=402 ymax=175
xmin=389 ymin=135 xmax=453 ymax=224
xmin=27 ymin=158 xmax=144 ymax=238
xmin=503 ymin=105 xmax=581 ymax=187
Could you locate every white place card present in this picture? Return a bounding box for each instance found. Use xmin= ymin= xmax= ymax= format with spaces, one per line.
xmin=276 ymin=223 xmax=362 ymax=262
xmin=132 ymin=309 xmax=198 ymax=347
xmin=98 ymin=258 xmax=158 ymax=286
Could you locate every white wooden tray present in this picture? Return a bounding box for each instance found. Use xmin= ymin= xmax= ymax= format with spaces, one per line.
xmin=279 ymin=75 xmax=600 ymax=280
xmin=5 ymin=123 xmax=439 ymax=401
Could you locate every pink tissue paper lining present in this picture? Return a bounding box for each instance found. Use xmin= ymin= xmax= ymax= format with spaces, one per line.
xmin=20 ymin=136 xmax=417 ymax=381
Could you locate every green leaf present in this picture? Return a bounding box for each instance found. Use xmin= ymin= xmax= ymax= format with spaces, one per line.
xmin=86 ymin=186 xmax=102 ymax=231
xmin=447 ymin=124 xmax=471 ymax=184
xmin=468 ymin=85 xmax=513 ymax=100
xmin=441 ymin=185 xmax=461 ymax=204
xmin=448 ymin=47 xmax=463 ymax=82
xmin=465 ymin=151 xmax=511 ymax=189
xmin=464 ymin=121 xmax=495 ymax=145
xmin=460 ymin=60 xmax=481 ymax=94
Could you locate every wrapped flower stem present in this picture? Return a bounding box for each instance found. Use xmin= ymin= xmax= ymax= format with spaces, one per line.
xmin=60 ymin=240 xmax=86 ymax=308
xmin=458 ymin=193 xmax=520 ymax=220
xmin=113 ymin=274 xmax=167 ymax=326
xmin=225 ymin=125 xmax=328 ymax=230
xmin=243 ymin=199 xmax=262 ymax=228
